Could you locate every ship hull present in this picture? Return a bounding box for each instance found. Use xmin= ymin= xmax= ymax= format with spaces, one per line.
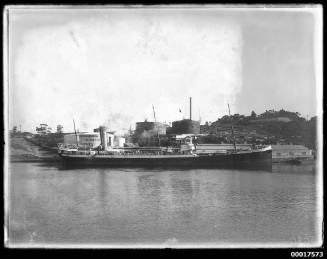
xmin=59 ymin=149 xmax=272 ymax=171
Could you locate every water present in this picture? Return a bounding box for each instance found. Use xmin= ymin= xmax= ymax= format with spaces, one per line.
xmin=7 ymin=162 xmax=320 ymax=247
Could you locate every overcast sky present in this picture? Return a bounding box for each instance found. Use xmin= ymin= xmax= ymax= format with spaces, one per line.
xmin=6 ymin=6 xmax=322 ymax=133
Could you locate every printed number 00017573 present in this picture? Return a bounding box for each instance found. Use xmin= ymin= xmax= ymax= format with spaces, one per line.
xmin=291 ymin=252 xmax=323 ymax=257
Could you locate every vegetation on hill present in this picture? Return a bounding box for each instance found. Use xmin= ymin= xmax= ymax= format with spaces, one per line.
xmin=202 ymin=109 xmax=317 ymax=150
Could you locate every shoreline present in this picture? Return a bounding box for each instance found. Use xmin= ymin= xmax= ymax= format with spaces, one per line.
xmin=9 ymin=135 xmax=60 ymax=162
xmin=10 ymin=157 xmax=61 ymax=163
xmin=8 ymin=135 xmax=316 ymax=165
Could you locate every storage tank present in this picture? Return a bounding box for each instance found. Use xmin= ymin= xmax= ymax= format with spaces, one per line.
xmin=134 ymin=120 xmax=167 ymax=137
xmin=134 ymin=120 xmax=168 ymax=147
xmin=169 ymin=97 xmax=200 ymax=135
xmin=171 ymin=119 xmax=200 ymax=134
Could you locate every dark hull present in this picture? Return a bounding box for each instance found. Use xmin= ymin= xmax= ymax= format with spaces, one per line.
xmin=60 ymin=150 xmax=272 ymax=171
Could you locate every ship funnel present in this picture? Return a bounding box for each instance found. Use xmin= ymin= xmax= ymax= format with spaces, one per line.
xmin=189 ymin=97 xmax=192 ymax=120
xmin=99 ymin=126 xmax=108 ymax=151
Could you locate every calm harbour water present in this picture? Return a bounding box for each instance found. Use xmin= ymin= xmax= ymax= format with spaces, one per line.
xmin=7 ymin=161 xmax=320 ymax=247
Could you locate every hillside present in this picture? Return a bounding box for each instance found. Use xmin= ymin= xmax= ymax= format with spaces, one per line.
xmin=9 ymin=135 xmax=60 ymax=162
xmin=200 ymin=110 xmax=317 ymax=150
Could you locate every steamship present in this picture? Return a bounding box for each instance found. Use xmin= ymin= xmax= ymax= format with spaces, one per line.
xmin=58 ymin=143 xmax=272 ymax=170
xmin=58 ymin=98 xmax=272 ymax=171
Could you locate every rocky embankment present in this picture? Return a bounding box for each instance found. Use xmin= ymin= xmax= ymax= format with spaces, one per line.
xmin=9 ymin=135 xmax=60 ymax=162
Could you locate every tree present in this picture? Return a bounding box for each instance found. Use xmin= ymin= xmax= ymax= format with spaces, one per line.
xmin=250 ymin=111 xmax=257 ymax=118
xmin=57 ymin=125 xmax=63 ymax=133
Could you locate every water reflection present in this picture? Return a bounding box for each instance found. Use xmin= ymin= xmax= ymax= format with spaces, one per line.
xmin=8 ymin=162 xmax=320 ymax=246
xmin=170 ymin=174 xmax=194 ymax=224
xmin=44 ymin=159 xmax=273 ymax=172
xmin=272 ymin=162 xmax=316 ymax=174
xmin=96 ymin=169 xmax=107 ymax=206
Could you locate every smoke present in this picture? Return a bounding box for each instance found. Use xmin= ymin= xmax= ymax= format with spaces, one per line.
xmin=10 ymin=10 xmax=242 ymax=133
xmin=140 ymin=129 xmax=158 ymax=139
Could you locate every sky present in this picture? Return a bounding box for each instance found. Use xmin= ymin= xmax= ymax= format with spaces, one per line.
xmin=6 ymin=6 xmax=322 ymax=133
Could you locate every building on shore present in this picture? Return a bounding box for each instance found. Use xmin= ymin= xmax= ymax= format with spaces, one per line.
xmin=57 ymin=125 xmax=63 ymax=133
xmin=64 ymin=130 xmax=126 ymax=149
xmin=271 ymin=145 xmax=314 ymax=161
xmin=64 ymin=133 xmax=100 ymax=148
xmin=93 ymin=127 xmax=126 ymax=148
xmin=36 ymin=123 xmax=52 ymax=134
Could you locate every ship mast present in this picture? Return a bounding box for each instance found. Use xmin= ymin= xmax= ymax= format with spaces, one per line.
xmin=152 ymin=104 xmax=161 ymax=147
xmin=73 ymin=119 xmax=79 ymax=147
xmin=228 ymin=104 xmax=237 ymax=153
xmin=152 ymin=104 xmax=157 ymax=122
xmin=189 ymin=97 xmax=192 ymax=120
